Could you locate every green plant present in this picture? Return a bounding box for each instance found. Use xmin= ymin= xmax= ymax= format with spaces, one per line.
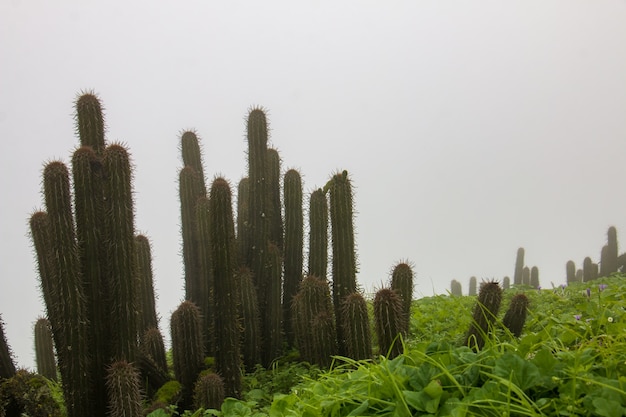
xmin=0 ymin=369 xmax=63 ymax=417
xmin=283 ymin=168 xmax=303 ymax=349
xmin=105 ymin=360 xmax=143 ymax=417
xmin=209 ymin=177 xmax=242 ymax=399
xmin=464 ymin=280 xmax=502 ymax=351
xmin=374 ymin=288 xmax=406 ymax=359
xmin=34 ymin=317 xmax=56 ymax=381
xmin=171 ymin=301 xmax=205 ymax=410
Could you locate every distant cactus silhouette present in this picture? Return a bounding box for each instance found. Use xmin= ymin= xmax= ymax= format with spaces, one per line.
xmin=513 ymin=248 xmax=524 ymax=285
xmin=468 ymin=276 xmax=477 ymax=296
xmin=566 ymin=260 xmax=576 ymax=284
xmin=583 ymin=257 xmax=595 ymax=282
xmin=464 ymin=281 xmax=502 ymax=351
xmin=522 ymin=266 xmax=530 ymax=286
xmin=450 ymin=279 xmax=462 ymax=296
xmin=502 ymin=276 xmax=510 ymax=290
xmin=530 ymin=266 xmax=539 ymax=289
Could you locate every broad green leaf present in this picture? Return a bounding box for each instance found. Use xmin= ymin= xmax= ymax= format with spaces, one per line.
xmin=494 ymin=352 xmax=540 ymax=391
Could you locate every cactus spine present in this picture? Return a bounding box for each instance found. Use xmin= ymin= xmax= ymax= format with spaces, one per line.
xmin=267 ymin=148 xmax=284 ymax=250
xmin=236 ymin=177 xmax=251 ymax=266
xmin=263 ymin=243 xmax=284 ymax=366
xmin=340 ymin=292 xmax=372 ymax=361
xmin=238 ymin=267 xmax=261 ymax=371
xmin=391 ymin=262 xmax=413 ymax=334
xmin=328 ymin=170 xmax=357 ymax=354
xmin=283 ymin=169 xmax=303 ymax=348
xmin=74 ymin=91 xmax=105 ymax=154
xmin=464 ymin=281 xmax=503 ymax=351
xmin=105 ymin=360 xmax=143 ymax=417
xmin=373 ymin=288 xmax=406 ymax=359
xmin=195 ymin=196 xmax=214 ymax=356
xmin=171 ymin=301 xmax=205 ymax=410
xmin=135 ymin=235 xmax=159 ymax=335
xmin=34 ymin=318 xmax=56 ymax=381
xmin=308 ymin=188 xmax=328 ymax=280
xmin=503 ymin=293 xmax=530 ymax=338
xmin=209 ymin=177 xmax=242 ymax=398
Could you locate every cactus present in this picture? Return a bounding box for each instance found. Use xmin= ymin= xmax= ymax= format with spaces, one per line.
xmin=0 ymin=314 xmax=16 ymax=380
xmin=74 ymin=90 xmax=106 ymax=154
xmin=283 ymin=169 xmax=303 ymax=348
xmin=135 ymin=235 xmax=159 ymax=336
xmin=340 ymin=292 xmax=372 ymax=361
xmin=41 ymin=160 xmax=92 ymax=417
xmin=513 ymin=247 xmax=524 ymax=285
xmin=236 ymin=177 xmax=251 ymax=266
xmin=262 ymin=243 xmax=284 ymax=366
xmin=171 ymin=301 xmax=205 ymax=410
xmin=583 ymin=256 xmax=595 ymax=282
xmin=606 ymin=226 xmax=618 ymax=275
xmin=373 ymin=288 xmax=406 ymax=359
xmin=566 ymin=260 xmax=576 ymax=284
xmin=310 ymin=311 xmax=337 ymax=368
xmin=464 ymin=280 xmax=502 ymax=351
xmin=450 ymin=279 xmax=462 ymax=296
xmin=502 ymin=276 xmax=510 ymax=290
xmin=390 ymin=262 xmax=413 ymax=334
xmin=105 ymin=360 xmax=143 ymax=417
xmin=180 ymin=130 xmax=207 ymax=192
xmin=238 ymin=267 xmax=262 ymax=371
xmin=140 ymin=327 xmax=168 ymax=375
xmin=468 ymin=276 xmax=477 ymax=296
xmin=195 ymin=196 xmax=214 ymax=356
xmin=308 ymin=188 xmax=328 ymax=280
xmin=34 ymin=318 xmax=56 ymax=381
xmin=209 ymin=177 xmax=242 ymax=398
xmin=502 ymin=293 xmax=530 ymax=338
xmin=103 ymin=144 xmax=138 ymax=362
xmin=522 ymin=266 xmax=530 ymax=286
xmin=194 ymin=372 xmax=226 ymax=410
xmin=267 ymin=148 xmax=284 ymax=250
xmin=292 ymin=275 xmax=334 ymax=363
xmin=328 ymin=170 xmax=357 ymax=354
xmin=530 ymin=266 xmax=540 ymax=289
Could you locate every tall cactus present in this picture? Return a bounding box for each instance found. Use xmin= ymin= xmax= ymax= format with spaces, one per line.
xmin=140 ymin=327 xmax=168 ymax=375
xmin=135 ymin=235 xmax=159 ymax=337
xmin=209 ymin=177 xmax=242 ymax=398
xmin=180 ymin=130 xmax=207 ymax=192
xmin=566 ymin=260 xmax=576 ymax=284
xmin=263 ymin=243 xmax=284 ymax=366
xmin=340 ymin=292 xmax=372 ymax=361
xmin=41 ymin=160 xmax=92 ymax=416
xmin=105 ymin=360 xmax=143 ymax=417
xmin=283 ymin=169 xmax=303 ymax=348
xmin=0 ymin=314 xmax=16 ymax=380
xmin=195 ymin=196 xmax=214 ymax=356
xmin=373 ymin=288 xmax=406 ymax=359
xmin=308 ymin=188 xmax=328 ymax=280
xmin=236 ymin=177 xmax=251 ymax=266
xmin=328 ymin=170 xmax=357 ymax=354
xmin=606 ymin=226 xmax=618 ymax=275
xmin=513 ymin=247 xmax=524 ymax=285
xmin=267 ymin=148 xmax=283 ymax=250
xmin=34 ymin=318 xmax=56 ymax=381
xmin=171 ymin=301 xmax=205 ymax=410
xmin=238 ymin=267 xmax=261 ymax=371
xmin=390 ymin=262 xmax=413 ymax=334
xmin=103 ymin=144 xmax=138 ymax=362
xmin=583 ymin=256 xmax=595 ymax=282
xmin=502 ymin=293 xmax=530 ymax=338
xmin=464 ymin=281 xmax=502 ymax=351
xmin=74 ymin=90 xmax=106 ymax=154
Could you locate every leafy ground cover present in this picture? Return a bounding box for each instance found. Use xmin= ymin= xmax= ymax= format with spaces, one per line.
xmin=175 ymin=275 xmax=626 ymax=417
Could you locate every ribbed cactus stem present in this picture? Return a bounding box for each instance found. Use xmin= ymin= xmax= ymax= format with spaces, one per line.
xmin=195 ymin=196 xmax=214 ymax=356
xmin=513 ymin=247 xmax=524 ymax=285
xmin=209 ymin=177 xmax=242 ymax=398
xmin=606 ymin=226 xmax=618 ymax=275
xmin=236 ymin=177 xmax=251 ymax=266
xmin=194 ymin=373 xmax=225 ymax=410
xmin=522 ymin=266 xmax=530 ymax=285
xmin=171 ymin=301 xmax=205 ymax=410
xmin=328 ymin=170 xmax=357 ymax=354
xmin=238 ymin=267 xmax=261 ymax=371
xmin=310 ymin=311 xmax=337 ymax=368
xmin=42 ymin=160 xmax=92 ymax=417
xmin=140 ymin=327 xmax=168 ymax=374
xmin=283 ymin=169 xmax=303 ymax=348
xmin=464 ymin=280 xmax=502 ymax=351
xmin=502 ymin=293 xmax=530 ymax=338
xmin=0 ymin=314 xmax=16 ymax=379
xmin=390 ymin=262 xmax=413 ymax=334
xmin=74 ymin=91 xmax=105 ymax=154
xmin=267 ymin=148 xmax=283 ymax=250
xmin=180 ymin=130 xmax=207 ymax=192
xmin=341 ymin=292 xmax=372 ymax=361
xmin=135 ymin=235 xmax=159 ymax=335
xmin=34 ymin=318 xmax=56 ymax=381
xmin=374 ymin=288 xmax=406 ymax=359
xmin=105 ymin=361 xmax=143 ymax=417
xmin=103 ymin=144 xmax=137 ymax=362
xmin=263 ymin=243 xmax=284 ymax=366
xmin=308 ymin=188 xmax=328 ymax=280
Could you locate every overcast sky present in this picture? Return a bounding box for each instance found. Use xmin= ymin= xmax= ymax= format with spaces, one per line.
xmin=1 ymin=1 xmax=625 ymax=370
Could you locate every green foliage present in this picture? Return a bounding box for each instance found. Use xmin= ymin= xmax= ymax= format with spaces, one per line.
xmin=0 ymin=369 xmax=63 ymax=417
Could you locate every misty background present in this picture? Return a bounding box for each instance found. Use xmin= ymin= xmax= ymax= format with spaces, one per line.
xmin=1 ymin=1 xmax=625 ymax=370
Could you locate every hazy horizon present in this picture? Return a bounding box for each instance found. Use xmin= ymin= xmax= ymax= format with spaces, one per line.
xmin=1 ymin=0 xmax=625 ymax=370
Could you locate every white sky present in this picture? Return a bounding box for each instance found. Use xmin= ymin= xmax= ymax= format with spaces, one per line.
xmin=1 ymin=0 xmax=625 ymax=370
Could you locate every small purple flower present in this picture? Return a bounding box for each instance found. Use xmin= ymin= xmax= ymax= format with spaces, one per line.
xmin=586 ymin=288 xmax=591 ymax=298
xmin=574 ymin=314 xmax=581 ymax=320
xmin=599 ymin=284 xmax=608 ymax=292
